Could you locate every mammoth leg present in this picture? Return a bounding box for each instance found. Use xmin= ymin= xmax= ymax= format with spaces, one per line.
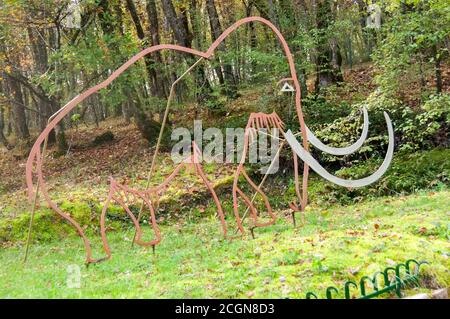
xmin=241 ymin=169 xmax=276 ymax=228
xmin=36 ymin=151 xmax=97 ymax=264
xmin=135 ymin=194 xmax=161 ymax=247
xmin=194 ymin=162 xmax=230 ymax=240
xmin=291 ymin=152 xmax=306 ymax=226
xmin=235 ymin=187 xmax=259 ymax=239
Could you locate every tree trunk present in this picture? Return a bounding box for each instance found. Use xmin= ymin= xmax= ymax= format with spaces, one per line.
xmin=0 ymin=81 xmax=11 ymax=149
xmin=114 ymin=0 xmax=124 ymax=35
xmin=146 ymin=0 xmax=162 ymax=51
xmin=27 ymin=26 xmax=66 ymax=150
xmin=27 ymin=27 xmax=52 ymax=130
xmin=315 ymin=0 xmax=343 ymax=93
xmin=145 ymin=0 xmax=167 ymax=100
xmin=432 ymin=44 xmax=443 ymax=94
xmin=206 ymin=0 xmax=238 ymax=98
xmin=4 ymin=73 xmax=30 ymax=140
xmin=243 ymin=1 xmax=257 ymax=78
xmin=206 ymin=0 xmax=225 ymax=84
xmin=356 ymin=0 xmax=376 ymax=60
xmin=245 ymin=2 xmax=257 ymax=49
xmin=161 ymin=0 xmax=212 ymax=103
xmin=125 ymin=0 xmax=162 ymax=98
xmin=129 ymin=87 xmax=161 ymax=144
xmin=123 ymin=101 xmax=132 ymax=124
xmin=267 ymin=0 xmax=278 ymax=26
xmin=331 ymin=39 xmax=344 ymax=82
xmin=161 ymin=0 xmax=192 ymax=47
xmin=122 ymin=0 xmax=163 ymax=143
xmin=0 ymin=104 xmax=11 ymax=149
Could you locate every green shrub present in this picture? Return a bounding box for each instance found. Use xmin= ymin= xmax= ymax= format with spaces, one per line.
xmin=396 ymin=94 xmax=450 ymax=152
xmin=311 ymin=148 xmax=450 ymax=205
xmin=308 ymin=91 xmax=449 ymax=165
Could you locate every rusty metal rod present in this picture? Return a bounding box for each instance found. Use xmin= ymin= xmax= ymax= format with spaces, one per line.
xmin=233 ymin=140 xmax=286 ymax=235
xmin=23 ymin=106 xmax=67 ymax=263
xmin=131 ymin=57 xmax=205 ymax=247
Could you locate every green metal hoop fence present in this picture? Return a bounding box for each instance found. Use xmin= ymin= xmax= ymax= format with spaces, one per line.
xmin=305 ymin=259 xmax=429 ymax=299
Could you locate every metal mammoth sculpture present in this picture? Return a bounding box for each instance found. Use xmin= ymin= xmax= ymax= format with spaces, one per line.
xmin=24 ymin=17 xmax=393 ymax=264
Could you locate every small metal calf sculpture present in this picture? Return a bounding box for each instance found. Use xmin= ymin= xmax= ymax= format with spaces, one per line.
xmin=99 ymin=141 xmax=229 ymax=261
xmin=23 ymin=16 xmax=394 ymax=264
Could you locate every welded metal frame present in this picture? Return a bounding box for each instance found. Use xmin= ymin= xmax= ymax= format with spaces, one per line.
xmin=23 ymin=16 xmax=394 ymax=264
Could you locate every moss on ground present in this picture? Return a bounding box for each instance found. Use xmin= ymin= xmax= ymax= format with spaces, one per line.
xmin=0 ymin=190 xmax=448 ymax=298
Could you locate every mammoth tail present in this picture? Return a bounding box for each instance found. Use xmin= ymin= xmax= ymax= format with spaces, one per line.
xmin=285 ymin=112 xmax=394 ymax=188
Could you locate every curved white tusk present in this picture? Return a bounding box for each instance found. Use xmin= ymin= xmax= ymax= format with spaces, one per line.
xmin=305 ymin=107 xmax=369 ymax=156
xmin=286 ymin=112 xmax=394 ymax=188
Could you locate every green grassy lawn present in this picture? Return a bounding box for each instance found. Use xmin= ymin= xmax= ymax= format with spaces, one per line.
xmin=0 ymin=190 xmax=448 ymax=298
